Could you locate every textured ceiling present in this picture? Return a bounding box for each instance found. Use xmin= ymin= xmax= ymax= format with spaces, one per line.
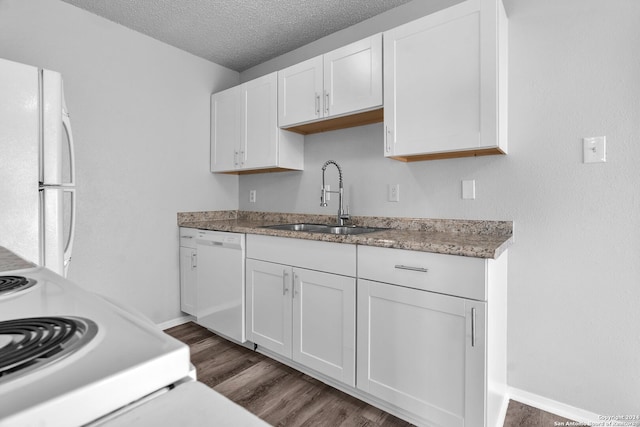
xmin=60 ymin=0 xmax=413 ymax=72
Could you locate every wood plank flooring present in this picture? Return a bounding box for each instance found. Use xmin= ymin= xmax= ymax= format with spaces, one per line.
xmin=165 ymin=322 xmax=574 ymax=427
xmin=166 ymin=322 xmax=412 ymax=426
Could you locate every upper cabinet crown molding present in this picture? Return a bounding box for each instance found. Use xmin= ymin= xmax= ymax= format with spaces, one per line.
xmin=384 ymin=0 xmax=508 ymax=162
xmin=211 ymin=72 xmax=304 ymax=174
xmin=278 ymin=33 xmax=383 ymax=135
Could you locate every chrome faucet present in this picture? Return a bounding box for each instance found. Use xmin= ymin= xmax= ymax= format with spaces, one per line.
xmin=320 ymin=160 xmax=350 ymax=226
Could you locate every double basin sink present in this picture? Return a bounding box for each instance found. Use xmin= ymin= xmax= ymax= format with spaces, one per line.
xmin=262 ymin=223 xmax=385 ymax=235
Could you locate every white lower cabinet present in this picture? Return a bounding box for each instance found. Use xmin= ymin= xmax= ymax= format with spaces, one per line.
xmin=178 ymin=227 xmax=198 ymax=315
xmin=245 ymin=235 xmax=507 ymax=426
xmin=357 ymin=279 xmax=486 ymax=427
xmin=246 ymin=257 xmax=356 ymax=386
xmin=357 ymin=245 xmax=507 ymax=427
xmin=245 ymin=259 xmax=292 ymax=357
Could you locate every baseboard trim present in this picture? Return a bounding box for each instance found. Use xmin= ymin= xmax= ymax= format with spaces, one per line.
xmin=158 ymin=315 xmax=194 ymax=331
xmin=507 ymin=387 xmax=601 ymax=424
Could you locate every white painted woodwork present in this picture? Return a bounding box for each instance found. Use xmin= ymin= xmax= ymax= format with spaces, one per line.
xmin=383 ymin=0 xmax=507 ymax=158
xmin=357 ymin=279 xmax=486 ymax=427
xmin=211 ymin=72 xmax=303 ymax=173
xmin=178 ymin=246 xmax=197 ymax=315
xmin=246 ymin=234 xmax=356 ymax=277
xmin=246 ymin=236 xmax=357 ymax=386
xmin=358 ymin=245 xmax=488 ymax=301
xmin=178 ymin=228 xmax=199 ymax=316
xmin=323 ymin=33 xmax=382 ymax=118
xmin=278 ymin=34 xmax=382 ymax=128
xmin=245 ymin=258 xmax=292 ymax=358
xmin=242 ymin=74 xmax=278 ymax=169
xmin=210 ymin=85 xmax=240 ymax=172
xmin=278 ymin=56 xmax=323 ymax=127
xmin=292 ymin=268 xmax=356 ymax=386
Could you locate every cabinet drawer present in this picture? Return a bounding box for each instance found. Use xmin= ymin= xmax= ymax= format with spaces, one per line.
xmin=247 ymin=234 xmax=356 ymax=277
xmin=358 ymin=245 xmax=487 ymax=300
xmin=179 ymin=227 xmax=198 ymax=249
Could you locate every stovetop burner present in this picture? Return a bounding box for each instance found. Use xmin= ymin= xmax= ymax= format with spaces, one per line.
xmin=0 ymin=276 xmax=37 ymax=297
xmin=0 ymin=316 xmax=98 ymax=383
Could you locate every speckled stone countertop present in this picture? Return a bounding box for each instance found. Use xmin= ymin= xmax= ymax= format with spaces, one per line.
xmin=0 ymin=246 xmax=36 ymax=273
xmin=178 ymin=211 xmax=513 ymax=259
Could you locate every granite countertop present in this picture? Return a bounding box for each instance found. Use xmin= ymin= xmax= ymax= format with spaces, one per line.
xmin=178 ymin=211 xmax=513 ymax=259
xmin=0 ymin=246 xmax=36 ymax=273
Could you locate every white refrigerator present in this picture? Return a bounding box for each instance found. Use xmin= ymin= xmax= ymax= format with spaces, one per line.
xmin=0 ymin=57 xmax=76 ymax=277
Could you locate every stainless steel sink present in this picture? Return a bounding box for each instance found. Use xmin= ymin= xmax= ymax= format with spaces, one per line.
xmin=262 ymin=223 xmax=384 ymax=235
xmin=325 ymin=226 xmax=383 ymax=235
xmin=263 ymin=223 xmax=328 ymax=232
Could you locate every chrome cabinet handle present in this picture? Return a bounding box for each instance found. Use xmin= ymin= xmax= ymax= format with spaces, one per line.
xmin=385 ymin=126 xmax=392 ymax=153
xmin=394 ymin=265 xmax=428 ymax=273
xmin=191 ymin=252 xmax=197 ymax=269
xmin=324 ymin=91 xmax=329 ymax=115
xmin=234 ymin=150 xmax=239 ymax=166
xmin=283 ymin=270 xmax=289 ymax=295
xmin=315 ymin=93 xmax=320 ymax=116
xmin=293 ymin=273 xmax=299 ymax=297
xmin=471 ymin=307 xmax=477 ymax=347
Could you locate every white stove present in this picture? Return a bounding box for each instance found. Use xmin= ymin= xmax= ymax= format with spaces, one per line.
xmin=0 ymin=263 xmax=269 ymax=427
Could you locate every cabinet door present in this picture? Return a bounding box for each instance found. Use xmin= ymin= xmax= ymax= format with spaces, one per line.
xmin=278 ymin=56 xmax=323 ymax=127
xmin=210 ymin=85 xmax=241 ymax=172
xmin=357 ymin=279 xmax=486 ymax=427
xmin=243 ymin=72 xmax=278 ymax=169
xmin=179 ymin=246 xmax=197 ymax=315
xmin=246 ymin=259 xmax=292 ymax=358
xmin=384 ymin=0 xmax=498 ymax=157
xmin=324 ymin=33 xmax=382 ymax=118
xmin=292 ymin=268 xmax=355 ymax=386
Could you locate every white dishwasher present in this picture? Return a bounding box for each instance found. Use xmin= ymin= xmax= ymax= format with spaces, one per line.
xmin=194 ymin=230 xmax=246 ymax=343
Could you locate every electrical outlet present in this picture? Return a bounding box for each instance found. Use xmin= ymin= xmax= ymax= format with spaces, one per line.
xmin=249 ymin=190 xmax=256 ymax=203
xmin=388 ymin=184 xmax=400 ymax=202
xmin=462 ymin=180 xmax=476 ymax=200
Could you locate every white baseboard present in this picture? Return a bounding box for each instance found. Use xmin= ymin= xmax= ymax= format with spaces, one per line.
xmin=507 ymin=387 xmax=601 ymax=424
xmin=157 ymin=315 xmax=194 ymax=331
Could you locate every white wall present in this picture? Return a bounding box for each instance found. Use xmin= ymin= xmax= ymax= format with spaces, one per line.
xmin=0 ymin=0 xmax=239 ymax=323
xmin=238 ymin=0 xmax=640 ymax=417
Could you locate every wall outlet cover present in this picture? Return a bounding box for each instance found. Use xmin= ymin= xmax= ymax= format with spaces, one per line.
xmin=462 ymin=180 xmax=476 ymax=200
xmin=388 ymin=184 xmax=400 ymax=202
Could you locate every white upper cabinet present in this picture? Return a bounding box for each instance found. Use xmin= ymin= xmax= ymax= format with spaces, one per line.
xmin=384 ymin=0 xmax=508 ymax=161
xmin=210 ymin=72 xmax=303 ymax=174
xmin=278 ymin=33 xmax=383 ymax=133
xmin=277 ymin=56 xmax=324 ymax=128
xmin=210 ymin=85 xmax=241 ymax=172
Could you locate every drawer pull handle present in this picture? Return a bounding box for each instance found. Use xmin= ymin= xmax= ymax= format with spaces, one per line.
xmin=394 ymin=265 xmax=428 ymax=273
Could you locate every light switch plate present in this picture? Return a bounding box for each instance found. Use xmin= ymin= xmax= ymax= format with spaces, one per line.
xmin=583 ymin=136 xmax=606 ymax=163
xmin=462 ymin=180 xmax=476 ymax=200
xmin=249 ymin=190 xmax=256 ymax=203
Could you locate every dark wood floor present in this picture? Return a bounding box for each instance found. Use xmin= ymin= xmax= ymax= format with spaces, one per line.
xmin=165 ymin=322 xmax=573 ymax=427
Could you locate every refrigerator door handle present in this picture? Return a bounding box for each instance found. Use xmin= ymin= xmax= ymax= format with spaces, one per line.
xmin=62 ymin=98 xmax=76 ymax=186
xmin=63 ymin=187 xmax=76 ymax=276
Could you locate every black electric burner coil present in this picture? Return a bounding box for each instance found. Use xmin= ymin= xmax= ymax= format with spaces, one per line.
xmin=0 ymin=276 xmax=37 ymax=296
xmin=0 ymin=317 xmax=97 ymax=380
